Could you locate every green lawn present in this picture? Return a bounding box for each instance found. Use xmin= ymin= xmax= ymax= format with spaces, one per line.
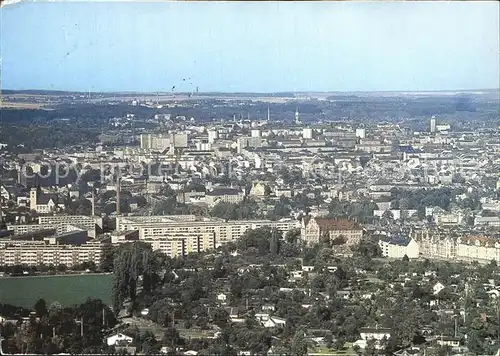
xmin=0 ymin=274 xmax=113 ymax=308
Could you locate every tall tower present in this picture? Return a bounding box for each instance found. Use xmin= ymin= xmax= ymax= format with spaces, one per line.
xmin=267 ymin=106 xmax=270 ymax=122
xmin=30 ymin=187 xmax=38 ymax=211
xmin=295 ymin=108 xmax=300 ymax=124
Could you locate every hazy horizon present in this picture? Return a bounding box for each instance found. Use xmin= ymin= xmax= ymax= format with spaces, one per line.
xmin=2 ymin=1 xmax=499 ymax=93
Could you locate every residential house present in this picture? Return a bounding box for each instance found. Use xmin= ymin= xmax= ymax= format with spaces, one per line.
xmin=106 ymin=333 xmax=133 ymax=346
xmin=216 ymin=293 xmax=227 ymax=304
xmin=307 ymin=329 xmax=334 ymax=346
xmin=354 ymin=327 xmax=392 ymax=350
xmin=433 ymin=282 xmax=445 ymax=295
xmin=249 ymin=182 xmax=268 ymax=197
xmin=487 ymin=289 xmax=500 ymax=299
xmin=394 ymin=347 xmax=422 ymax=356
xmin=261 ymin=304 xmax=275 ymax=312
xmin=436 ymin=336 xmax=460 ymax=348
xmin=255 ymin=313 xmax=287 ymax=328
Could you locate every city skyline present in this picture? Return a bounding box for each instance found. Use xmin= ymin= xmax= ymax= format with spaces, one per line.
xmin=2 ymin=1 xmax=499 ymax=93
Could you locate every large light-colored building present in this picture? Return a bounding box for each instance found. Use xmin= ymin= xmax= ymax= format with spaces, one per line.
xmin=474 ymin=216 xmax=500 ymax=227
xmin=143 ymin=233 xmax=215 ymax=258
xmin=414 ymin=229 xmax=500 ymax=264
xmin=0 ymin=239 xmax=109 ymax=267
xmin=378 ymin=237 xmax=419 ymax=259
xmin=456 ymin=236 xmax=500 ymax=264
xmin=6 ymin=223 xmax=45 ymax=236
xmin=434 ymin=212 xmax=462 ymax=226
xmin=413 ymin=229 xmax=457 ymax=260
xmin=354 ymin=327 xmax=391 ymax=350
xmin=205 ymin=188 xmax=245 ymax=206
xmin=140 ymin=133 xmax=188 ymax=151
xmin=237 ymin=136 xmax=263 ymax=153
xmin=301 ymin=217 xmax=363 ymax=246
xmin=249 ymin=182 xmax=267 ymax=197
xmin=355 ymin=128 xmax=366 ymax=139
xmin=430 ymin=116 xmax=437 ymax=133
xmin=140 ymin=133 xmax=171 ymax=151
xmin=302 ymin=128 xmax=313 ymax=139
xmin=7 ymin=215 xmax=102 ymax=238
xmin=116 ymin=216 xmax=299 ymax=247
xmin=111 ymin=229 xmax=215 ymax=258
xmin=207 ymin=129 xmax=219 ymax=144
xmin=39 ymin=215 xmax=103 ymax=230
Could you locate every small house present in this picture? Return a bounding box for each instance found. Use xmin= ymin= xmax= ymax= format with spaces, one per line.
xmin=106 ymin=333 xmax=133 ymax=346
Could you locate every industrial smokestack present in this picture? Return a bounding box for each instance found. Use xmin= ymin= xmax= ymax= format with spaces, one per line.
xmin=116 ymin=177 xmax=121 ymax=216
xmin=91 ymin=189 xmax=95 ymax=217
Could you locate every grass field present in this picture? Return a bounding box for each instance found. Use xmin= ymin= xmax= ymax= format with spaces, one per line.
xmin=0 ymin=101 xmax=49 ymax=109
xmin=0 ymin=274 xmax=113 ymax=308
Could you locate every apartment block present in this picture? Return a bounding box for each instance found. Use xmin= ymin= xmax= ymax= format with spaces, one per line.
xmin=116 ymin=216 xmax=299 ymax=247
xmin=378 ymin=237 xmax=420 ymax=259
xmin=0 ymin=240 xmax=109 ymax=267
xmin=8 ymin=215 xmax=102 ymax=238
xmin=413 ymin=229 xmax=500 ymax=264
xmin=142 ymin=233 xmax=215 ymax=258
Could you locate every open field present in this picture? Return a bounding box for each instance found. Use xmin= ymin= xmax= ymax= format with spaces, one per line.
xmin=0 ymin=274 xmax=113 ymax=308
xmin=0 ymin=101 xmax=49 ymax=109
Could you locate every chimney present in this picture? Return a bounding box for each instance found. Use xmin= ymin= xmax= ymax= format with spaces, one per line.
xmin=116 ymin=177 xmax=121 ymax=216
xmin=91 ymin=189 xmax=95 ymax=217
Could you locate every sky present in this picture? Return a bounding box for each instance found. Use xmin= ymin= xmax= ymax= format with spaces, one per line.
xmin=1 ymin=1 xmax=499 ymax=93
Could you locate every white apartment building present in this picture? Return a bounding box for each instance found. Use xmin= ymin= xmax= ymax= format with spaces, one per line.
xmin=434 ymin=213 xmax=462 ymax=226
xmin=474 ymin=216 xmax=500 ymax=227
xmin=6 ymin=224 xmax=45 ymax=235
xmin=142 ymin=233 xmax=215 ymax=258
xmin=416 ymin=235 xmax=457 ymax=260
xmin=8 ymin=215 xmax=102 ymax=238
xmin=354 ymin=327 xmax=392 ymax=350
xmin=204 ymin=188 xmax=245 ymax=206
xmin=39 ymin=215 xmax=103 ymax=230
xmin=378 ymin=237 xmax=420 ymax=259
xmin=414 ymin=229 xmax=500 ymax=264
xmin=111 ymin=229 xmax=215 ymax=258
xmin=0 ymin=240 xmax=109 ymax=267
xmin=116 ymin=216 xmax=299 ymax=247
xmin=140 ymin=133 xmax=188 ymax=151
xmin=456 ymin=236 xmax=500 ymax=264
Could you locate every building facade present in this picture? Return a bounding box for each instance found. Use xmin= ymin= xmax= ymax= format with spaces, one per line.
xmin=379 ymin=237 xmax=420 ymax=259
xmin=414 ymin=229 xmax=500 ymax=264
xmin=116 ymin=216 xmax=299 ymax=247
xmin=301 ymin=217 xmax=363 ymax=246
xmin=0 ymin=240 xmax=109 ymax=267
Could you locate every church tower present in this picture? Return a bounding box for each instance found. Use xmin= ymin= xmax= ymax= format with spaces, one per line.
xmin=30 ymin=187 xmax=38 ymax=211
